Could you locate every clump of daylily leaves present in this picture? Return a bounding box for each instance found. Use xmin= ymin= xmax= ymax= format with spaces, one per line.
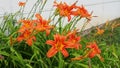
xmin=11 ymin=0 xmax=104 ymax=64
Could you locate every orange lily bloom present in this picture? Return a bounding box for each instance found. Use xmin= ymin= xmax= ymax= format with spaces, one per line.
xmin=18 ymin=2 xmax=26 ymax=6
xmin=46 ymin=34 xmax=75 ymax=58
xmin=54 ymin=1 xmax=77 ymax=21
xmin=17 ymin=19 xmax=36 ymax=46
xmin=71 ymin=42 xmax=104 ymax=61
xmin=17 ymin=30 xmax=36 ymax=46
xmin=86 ymin=42 xmax=104 ymax=61
xmin=18 ymin=19 xmax=34 ymax=33
xmin=72 ymin=5 xmax=92 ymax=20
xmin=86 ymin=42 xmax=101 ymax=58
xmin=96 ymin=27 xmax=104 ymax=35
xmin=67 ymin=30 xmax=82 ymax=49
xmin=34 ymin=13 xmax=53 ymax=35
xmin=17 ymin=13 xmax=53 ymax=46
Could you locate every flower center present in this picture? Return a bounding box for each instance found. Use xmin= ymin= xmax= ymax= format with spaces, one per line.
xmin=56 ymin=42 xmax=64 ymax=50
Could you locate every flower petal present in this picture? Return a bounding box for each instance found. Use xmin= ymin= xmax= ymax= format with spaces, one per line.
xmin=35 ymin=13 xmax=42 ymax=20
xmin=67 ymin=15 xmax=71 ymax=22
xmin=46 ymin=30 xmax=50 ymax=36
xmin=46 ymin=40 xmax=55 ymax=46
xmin=64 ymin=42 xmax=74 ymax=48
xmin=17 ymin=35 xmax=24 ymax=42
xmin=18 ymin=2 xmax=26 ymax=6
xmin=54 ymin=34 xmax=60 ymax=42
xmin=26 ymin=38 xmax=32 ymax=46
xmin=88 ymin=50 xmax=96 ymax=58
xmin=26 ymin=36 xmax=36 ymax=46
xmin=61 ymin=49 xmax=69 ymax=57
xmin=47 ymin=47 xmax=58 ymax=58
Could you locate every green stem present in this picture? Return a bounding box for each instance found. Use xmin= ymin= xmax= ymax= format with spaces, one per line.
xmin=88 ymin=58 xmax=92 ymax=68
xmin=71 ymin=17 xmax=81 ymax=30
xmin=59 ymin=17 xmax=62 ymax=34
xmin=54 ymin=17 xmax=62 ymax=26
xmin=27 ymin=0 xmax=40 ymax=18
xmin=2 ymin=15 xmax=9 ymax=32
xmin=29 ymin=0 xmax=41 ymax=18
xmin=39 ymin=0 xmax=48 ymax=13
xmin=20 ymin=0 xmax=28 ymax=18
xmin=58 ymin=52 xmax=63 ymax=68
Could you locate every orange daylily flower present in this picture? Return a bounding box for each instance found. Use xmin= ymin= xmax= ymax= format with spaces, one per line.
xmin=72 ymin=5 xmax=92 ymax=20
xmin=54 ymin=1 xmax=77 ymax=21
xmin=46 ymin=34 xmax=75 ymax=58
xmin=17 ymin=13 xmax=53 ymax=46
xmin=71 ymin=42 xmax=103 ymax=61
xmin=34 ymin=13 xmax=53 ymax=35
xmin=67 ymin=30 xmax=82 ymax=49
xmin=18 ymin=19 xmax=34 ymax=33
xmin=17 ymin=30 xmax=36 ymax=46
xmin=86 ymin=42 xmax=101 ymax=58
xmin=18 ymin=2 xmax=26 ymax=6
xmin=17 ymin=19 xmax=36 ymax=46
xmin=96 ymin=27 xmax=104 ymax=35
xmin=86 ymin=42 xmax=104 ymax=61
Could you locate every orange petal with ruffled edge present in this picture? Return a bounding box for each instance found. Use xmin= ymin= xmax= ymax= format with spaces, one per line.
xmin=17 ymin=35 xmax=24 ymax=42
xmin=46 ymin=40 xmax=55 ymax=46
xmin=26 ymin=36 xmax=36 ymax=46
xmin=35 ymin=13 xmax=42 ymax=20
xmin=46 ymin=30 xmax=50 ymax=36
xmin=61 ymin=49 xmax=69 ymax=57
xmin=47 ymin=47 xmax=58 ymax=58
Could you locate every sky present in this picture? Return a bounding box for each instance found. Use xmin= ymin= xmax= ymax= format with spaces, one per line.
xmin=0 ymin=0 xmax=120 ymax=29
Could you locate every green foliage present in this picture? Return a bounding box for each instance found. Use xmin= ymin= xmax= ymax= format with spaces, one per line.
xmin=0 ymin=0 xmax=120 ymax=68
xmin=81 ymin=20 xmax=120 ymax=68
